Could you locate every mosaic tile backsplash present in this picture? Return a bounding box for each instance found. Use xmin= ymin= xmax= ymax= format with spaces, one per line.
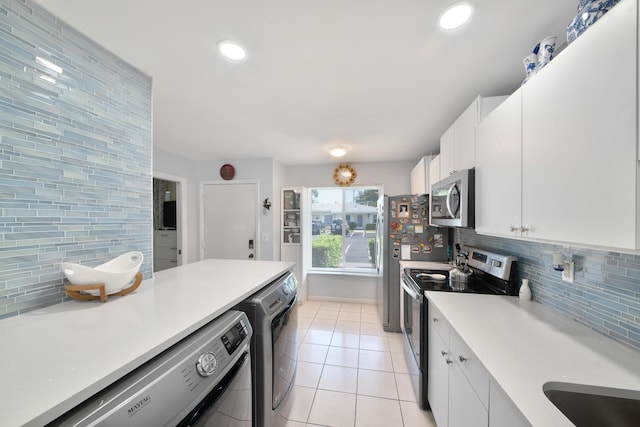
xmin=0 ymin=0 xmax=153 ymax=318
xmin=456 ymin=228 xmax=640 ymax=351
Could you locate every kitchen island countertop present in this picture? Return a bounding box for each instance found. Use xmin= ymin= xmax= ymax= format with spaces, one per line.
xmin=426 ymin=292 xmax=640 ymax=426
xmin=0 ymin=259 xmax=294 ymax=427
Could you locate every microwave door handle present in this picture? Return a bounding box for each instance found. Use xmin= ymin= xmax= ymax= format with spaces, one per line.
xmin=445 ymin=183 xmax=457 ymax=218
xmin=401 ymin=279 xmax=420 ymax=301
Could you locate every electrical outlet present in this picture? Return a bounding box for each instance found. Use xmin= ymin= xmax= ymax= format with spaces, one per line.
xmin=562 ymin=261 xmax=574 ymax=283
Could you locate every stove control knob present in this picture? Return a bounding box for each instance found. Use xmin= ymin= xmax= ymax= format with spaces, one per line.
xmin=196 ymin=352 xmax=217 ymax=377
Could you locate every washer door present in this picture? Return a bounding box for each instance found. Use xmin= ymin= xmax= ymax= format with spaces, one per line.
xmin=177 ymin=352 xmax=252 ymax=426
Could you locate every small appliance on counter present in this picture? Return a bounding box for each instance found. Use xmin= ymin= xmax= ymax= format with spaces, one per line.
xmin=400 ymin=246 xmax=518 ymax=410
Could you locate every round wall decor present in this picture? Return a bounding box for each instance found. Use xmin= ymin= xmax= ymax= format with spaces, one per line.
xmin=220 ymin=164 xmax=235 ymax=180
xmin=333 ymin=164 xmax=357 ymax=186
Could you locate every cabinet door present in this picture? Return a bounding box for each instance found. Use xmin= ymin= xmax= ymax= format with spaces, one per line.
xmin=476 ymin=90 xmax=522 ymax=237
xmin=454 ymin=100 xmax=478 ymax=172
xmin=429 ymin=155 xmax=441 ymax=190
xmin=489 ymin=382 xmax=531 ymax=427
xmin=449 ymin=361 xmax=489 ymax=427
xmin=427 ymin=321 xmax=450 ymax=427
xmin=411 ymin=157 xmax=426 ymax=195
xmin=440 ymin=125 xmax=455 ymax=179
xmin=522 ymin=0 xmax=637 ymax=248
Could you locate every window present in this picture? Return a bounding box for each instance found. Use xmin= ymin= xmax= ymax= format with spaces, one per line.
xmin=309 ymin=186 xmax=381 ymax=273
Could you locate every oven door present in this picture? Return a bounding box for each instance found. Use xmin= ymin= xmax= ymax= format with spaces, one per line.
xmin=401 ymin=274 xmax=422 ymax=367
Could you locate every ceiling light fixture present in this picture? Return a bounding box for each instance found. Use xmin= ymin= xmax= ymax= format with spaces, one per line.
xmin=329 ymin=146 xmax=347 ymax=157
xmin=218 ymin=40 xmax=247 ymax=61
xmin=439 ymin=3 xmax=473 ymax=30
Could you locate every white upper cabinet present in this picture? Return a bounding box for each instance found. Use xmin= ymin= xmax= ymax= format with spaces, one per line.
xmin=476 ymin=0 xmax=639 ymax=250
xmin=522 ymin=0 xmax=637 ymax=249
xmin=429 ymin=155 xmax=441 ymax=191
xmin=476 ymin=90 xmax=523 ymax=237
xmin=410 ymin=155 xmax=434 ymax=195
xmin=439 ymin=96 xmax=508 ymax=179
xmin=440 ymin=124 xmax=455 ymax=180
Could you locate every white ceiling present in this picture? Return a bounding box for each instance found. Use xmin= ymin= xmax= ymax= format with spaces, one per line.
xmin=33 ymin=0 xmax=578 ymax=165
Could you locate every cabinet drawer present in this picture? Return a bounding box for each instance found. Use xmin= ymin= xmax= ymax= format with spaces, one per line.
xmin=450 ymin=329 xmax=490 ymax=408
xmin=155 ymin=247 xmax=177 ymax=260
xmin=154 ymin=231 xmax=177 ymax=248
xmin=428 ymin=301 xmax=450 ymax=345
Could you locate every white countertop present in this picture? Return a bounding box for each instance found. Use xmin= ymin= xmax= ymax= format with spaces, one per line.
xmin=0 ymin=259 xmax=294 ymax=427
xmin=425 ymin=292 xmax=640 ymax=426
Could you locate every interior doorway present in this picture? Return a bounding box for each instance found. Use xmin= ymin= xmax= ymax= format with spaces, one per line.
xmin=153 ymin=173 xmax=187 ymax=272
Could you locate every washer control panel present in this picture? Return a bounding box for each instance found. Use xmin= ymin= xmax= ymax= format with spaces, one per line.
xmin=221 ymin=319 xmax=249 ymax=355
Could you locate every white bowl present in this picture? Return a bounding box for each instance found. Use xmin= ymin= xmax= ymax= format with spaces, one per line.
xmin=61 ymin=251 xmax=143 ymax=296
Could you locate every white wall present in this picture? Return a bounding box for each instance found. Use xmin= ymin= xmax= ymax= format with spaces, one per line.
xmin=284 ymin=161 xmax=414 ymax=194
xmin=154 ymin=148 xmax=201 ymax=265
xmin=153 ymin=151 xmax=418 ymax=303
xmin=194 ymin=158 xmax=277 ymax=261
xmin=154 ymin=149 xmax=280 ymax=263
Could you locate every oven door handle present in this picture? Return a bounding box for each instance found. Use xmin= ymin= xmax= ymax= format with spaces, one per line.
xmin=401 ymin=278 xmax=421 ymax=301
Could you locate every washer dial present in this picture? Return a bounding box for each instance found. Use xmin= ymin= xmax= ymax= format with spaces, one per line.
xmin=196 ymin=352 xmax=217 ymax=377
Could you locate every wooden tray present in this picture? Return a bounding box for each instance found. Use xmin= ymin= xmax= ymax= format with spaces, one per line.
xmin=64 ymin=272 xmax=143 ymax=302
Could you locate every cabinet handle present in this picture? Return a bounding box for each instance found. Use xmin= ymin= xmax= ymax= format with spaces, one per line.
xmin=446 ymin=358 xmax=453 ymax=364
xmin=441 ymin=350 xmax=448 ymax=357
xmin=520 ymin=226 xmax=530 ymax=233
xmin=509 ymin=226 xmax=519 ymax=232
xmin=458 ymin=355 xmax=467 ymax=363
xmin=433 ymin=317 xmax=439 ymax=323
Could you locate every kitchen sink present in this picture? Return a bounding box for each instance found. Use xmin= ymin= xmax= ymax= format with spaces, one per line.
xmin=543 ymin=382 xmax=640 ymax=427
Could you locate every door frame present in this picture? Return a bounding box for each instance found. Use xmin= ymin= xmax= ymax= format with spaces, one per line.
xmin=199 ymin=180 xmax=261 ymax=261
xmin=153 ymin=171 xmax=188 ymax=268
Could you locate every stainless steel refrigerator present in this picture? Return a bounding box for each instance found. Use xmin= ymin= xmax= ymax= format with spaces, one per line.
xmin=375 ymin=194 xmax=449 ymax=332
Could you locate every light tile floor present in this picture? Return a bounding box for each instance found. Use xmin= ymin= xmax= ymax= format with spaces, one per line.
xmin=274 ymin=300 xmax=438 ymax=427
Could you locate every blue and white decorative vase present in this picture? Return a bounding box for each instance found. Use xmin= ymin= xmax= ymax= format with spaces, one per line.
xmin=522 ymin=53 xmax=538 ymax=84
xmin=537 ymin=36 xmax=557 ymax=70
xmin=567 ymin=0 xmax=621 ymax=44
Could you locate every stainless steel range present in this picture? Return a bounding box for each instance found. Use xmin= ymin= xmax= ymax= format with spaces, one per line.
xmin=400 ymin=246 xmax=518 ymax=409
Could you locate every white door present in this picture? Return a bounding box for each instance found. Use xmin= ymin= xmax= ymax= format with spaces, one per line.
xmin=201 ymin=182 xmax=259 ymax=260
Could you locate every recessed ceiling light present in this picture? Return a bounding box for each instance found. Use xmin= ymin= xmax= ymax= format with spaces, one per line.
xmin=218 ymin=40 xmax=246 ymax=61
xmin=439 ymin=3 xmax=473 ymax=30
xmin=329 ymin=146 xmax=347 ymax=157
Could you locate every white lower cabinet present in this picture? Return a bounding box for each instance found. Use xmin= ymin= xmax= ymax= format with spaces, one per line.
xmin=428 ymin=301 xmax=489 ymax=427
xmin=428 ymin=299 xmax=527 ymax=427
xmin=489 ymin=382 xmax=531 ymax=427
xmin=428 ymin=317 xmax=450 ymax=427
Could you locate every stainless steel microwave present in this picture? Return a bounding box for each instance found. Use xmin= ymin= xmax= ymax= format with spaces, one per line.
xmin=430 ymin=168 xmax=475 ymax=228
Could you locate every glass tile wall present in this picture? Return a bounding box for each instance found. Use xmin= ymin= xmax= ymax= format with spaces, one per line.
xmin=456 ymin=228 xmax=640 ymax=351
xmin=0 ymin=0 xmax=153 ymax=318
